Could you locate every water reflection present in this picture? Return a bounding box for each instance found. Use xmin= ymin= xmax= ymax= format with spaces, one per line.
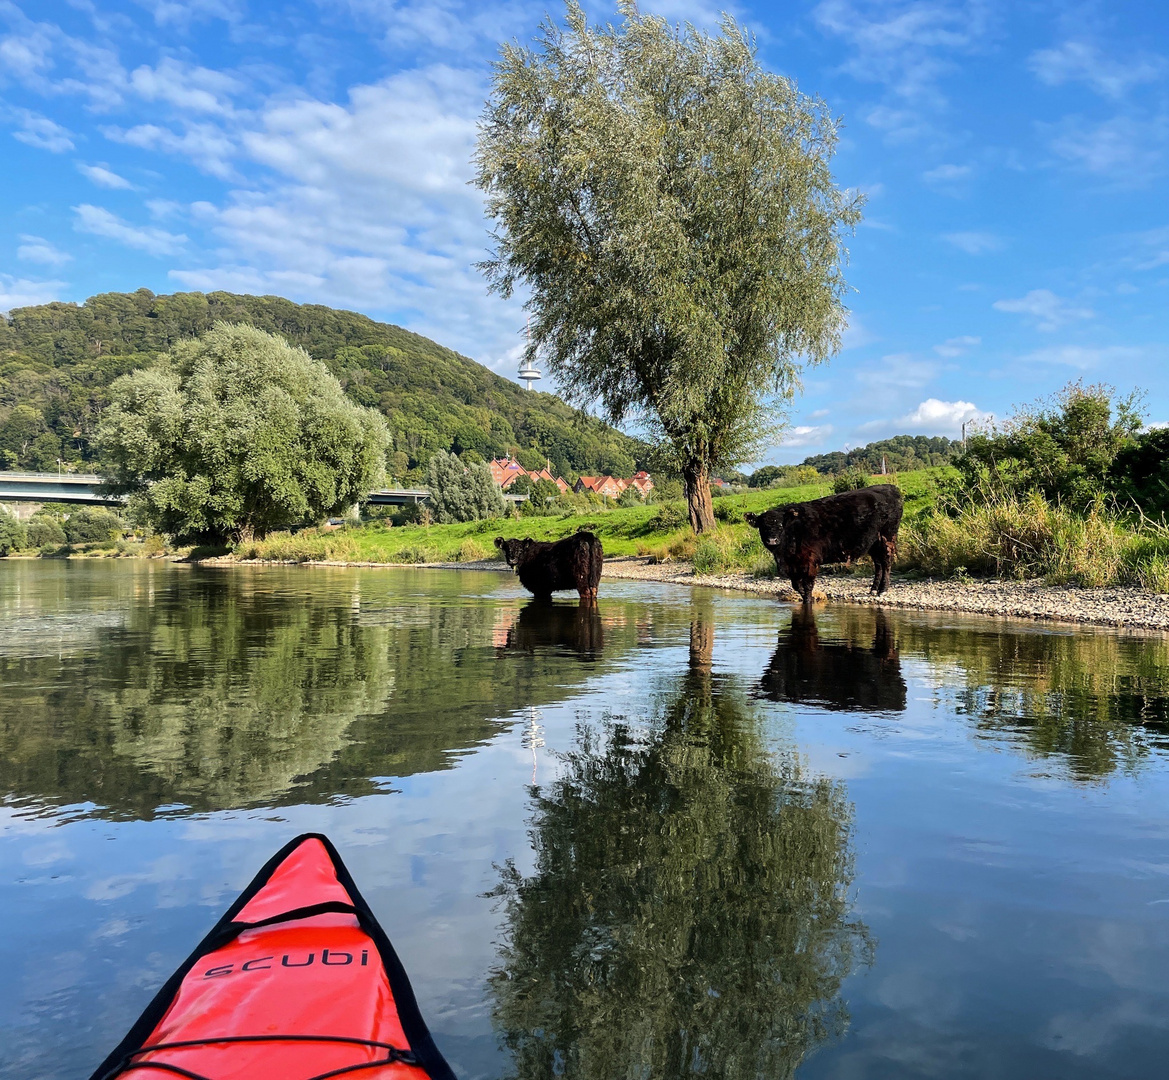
xmin=504 ymin=600 xmax=604 ymax=657
xmin=756 ymin=607 xmax=907 ymax=714
xmin=489 ymin=614 xmax=872 ymax=1080
xmin=897 ymin=618 xmax=1169 ymax=780
xmin=0 ymin=564 xmax=676 ymax=819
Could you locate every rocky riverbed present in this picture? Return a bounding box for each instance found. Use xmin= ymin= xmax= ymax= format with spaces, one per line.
xmin=599 ymin=556 xmax=1169 ymax=631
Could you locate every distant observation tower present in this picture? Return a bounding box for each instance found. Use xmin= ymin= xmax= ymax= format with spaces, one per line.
xmin=518 ymin=318 xmax=542 ymax=390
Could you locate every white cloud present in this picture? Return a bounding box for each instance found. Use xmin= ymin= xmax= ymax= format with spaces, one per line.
xmin=129 ymin=58 xmax=242 ymax=116
xmin=933 ymin=335 xmax=980 ymax=357
xmin=781 ymin=424 xmax=834 ymax=448
xmin=0 ymin=24 xmax=55 ymax=81
xmin=992 ymin=289 xmax=1094 ymax=331
xmin=858 ymin=352 xmax=939 ymax=389
xmin=899 ymin=397 xmax=986 ymax=433
xmin=134 ymin=0 xmax=245 ymax=27
xmin=10 ymin=109 xmax=74 ymax=152
xmin=163 ymin=64 xmax=532 ymax=367
xmin=72 ymin=204 xmax=188 ymax=256
xmin=0 ymin=275 xmax=69 ymax=315
xmin=1018 ymin=345 xmax=1146 ymax=369
xmin=943 ymin=230 xmax=1003 ymax=254
xmin=841 ymin=316 xmax=877 ymax=350
xmin=16 ymin=235 xmax=72 ymax=267
xmin=1029 ymin=41 xmax=1165 ymax=101
xmin=923 ymin=162 xmax=971 ymax=183
xmin=814 ymin=0 xmax=993 ymax=101
xmin=1046 ymin=114 xmax=1169 ymax=181
xmin=103 ymin=121 xmax=238 ymax=179
xmin=77 ymin=162 xmax=135 ymax=189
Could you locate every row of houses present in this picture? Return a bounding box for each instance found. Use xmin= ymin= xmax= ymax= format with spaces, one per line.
xmin=488 ymin=456 xmax=654 ymax=498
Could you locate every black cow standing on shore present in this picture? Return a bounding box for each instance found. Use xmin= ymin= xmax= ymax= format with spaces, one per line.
xmin=745 ymin=484 xmax=903 ymax=603
xmin=494 ymin=530 xmax=604 ymax=600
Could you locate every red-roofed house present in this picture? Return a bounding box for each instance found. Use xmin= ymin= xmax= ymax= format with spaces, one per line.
xmin=574 ymin=475 xmax=625 ymax=498
xmin=628 ymin=471 xmax=654 ymax=495
xmin=489 ymin=456 xmax=571 ymax=494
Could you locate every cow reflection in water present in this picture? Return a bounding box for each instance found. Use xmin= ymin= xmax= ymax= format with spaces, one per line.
xmin=506 ymin=600 xmax=604 ymax=657
xmin=758 ymin=606 xmax=906 ymax=714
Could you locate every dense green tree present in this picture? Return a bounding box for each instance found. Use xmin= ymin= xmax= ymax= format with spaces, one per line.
xmin=426 ymin=449 xmax=506 ymax=523
xmin=0 ymin=509 xmax=25 ymax=555
xmin=475 ymin=2 xmax=861 ymax=533
xmin=62 ymin=507 xmax=124 ymax=545
xmin=97 ymin=323 xmax=390 ymax=543
xmin=1112 ymin=428 xmax=1169 ymax=517
xmin=490 ymin=615 xmax=870 ymax=1079
xmin=25 ymin=514 xmax=66 ymax=547
xmin=800 ymin=435 xmax=962 ymax=476
xmin=0 ymin=404 xmax=45 ymax=468
xmin=960 ymin=381 xmax=1142 ymax=510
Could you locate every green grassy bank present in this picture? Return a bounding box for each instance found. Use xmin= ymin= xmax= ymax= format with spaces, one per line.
xmin=233 ymin=472 xmax=938 ymax=575
xmin=232 ymin=467 xmax=1169 ymax=593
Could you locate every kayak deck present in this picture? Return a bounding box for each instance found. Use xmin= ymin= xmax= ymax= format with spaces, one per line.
xmin=90 ymin=834 xmax=455 ymax=1080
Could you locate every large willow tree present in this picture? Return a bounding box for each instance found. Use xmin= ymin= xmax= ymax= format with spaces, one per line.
xmin=475 ymin=2 xmax=861 ymax=531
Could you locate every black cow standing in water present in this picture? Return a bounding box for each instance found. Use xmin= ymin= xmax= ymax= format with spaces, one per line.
xmin=494 ymin=530 xmax=604 ymax=600
xmin=745 ymin=484 xmax=903 ymax=603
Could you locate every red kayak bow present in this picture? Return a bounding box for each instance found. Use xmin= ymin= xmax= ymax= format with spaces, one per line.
xmin=89 ymin=833 xmax=456 ymax=1080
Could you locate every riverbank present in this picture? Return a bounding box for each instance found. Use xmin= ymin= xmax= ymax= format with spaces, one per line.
xmin=220 ymin=553 xmax=1169 ymax=631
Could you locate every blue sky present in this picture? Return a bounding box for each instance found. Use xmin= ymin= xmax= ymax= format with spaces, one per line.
xmin=2 ymin=1 xmax=1167 ymax=465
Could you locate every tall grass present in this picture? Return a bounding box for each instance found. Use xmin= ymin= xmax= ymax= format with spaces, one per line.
xmin=899 ymin=492 xmax=1169 ymax=590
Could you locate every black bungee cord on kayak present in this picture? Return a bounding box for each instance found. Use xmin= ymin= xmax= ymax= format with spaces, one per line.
xmin=97 ymin=902 xmax=421 ymax=1080
xmin=100 ymin=1034 xmax=418 ymax=1080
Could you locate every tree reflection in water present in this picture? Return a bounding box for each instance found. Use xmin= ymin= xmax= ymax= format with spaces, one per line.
xmin=756 ymin=606 xmax=907 ymax=714
xmin=489 ymin=611 xmax=872 ymax=1080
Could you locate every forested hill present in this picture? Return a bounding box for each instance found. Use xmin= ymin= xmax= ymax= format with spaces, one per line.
xmin=0 ymin=288 xmax=645 ymax=481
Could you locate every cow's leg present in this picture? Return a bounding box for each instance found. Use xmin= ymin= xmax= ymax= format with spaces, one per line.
xmin=881 ymin=538 xmax=897 ymax=593
xmin=868 ymin=540 xmax=887 ymax=594
xmin=791 ymin=557 xmax=818 ymax=604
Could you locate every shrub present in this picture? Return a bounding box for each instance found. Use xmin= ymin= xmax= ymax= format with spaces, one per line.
xmin=714 ymin=501 xmax=743 ymax=524
xmin=26 ymin=515 xmax=66 ymax=547
xmin=0 ymin=510 xmax=26 ymax=555
xmin=650 ymin=503 xmax=687 ymax=532
xmin=456 ymin=538 xmax=491 ymax=562
xmin=959 ymin=380 xmax=1142 ymax=511
xmin=427 ymin=450 xmax=506 ymax=523
xmin=898 ymin=491 xmax=1146 ymax=587
xmin=833 ymin=467 xmax=869 ymax=493
xmin=63 ymin=507 xmax=124 ymax=545
xmin=395 ymin=545 xmax=433 ymax=564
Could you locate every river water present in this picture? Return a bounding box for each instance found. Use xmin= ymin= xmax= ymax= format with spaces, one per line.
xmin=2 ymin=561 xmax=1168 ymax=1079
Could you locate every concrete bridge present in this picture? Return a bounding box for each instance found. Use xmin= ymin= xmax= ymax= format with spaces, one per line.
xmin=0 ymin=472 xmax=524 ymax=515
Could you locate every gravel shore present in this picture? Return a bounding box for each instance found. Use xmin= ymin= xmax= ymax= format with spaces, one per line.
xmin=597 ymin=556 xmax=1169 ymax=631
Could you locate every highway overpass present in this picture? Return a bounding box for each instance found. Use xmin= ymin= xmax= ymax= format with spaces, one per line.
xmin=0 ymin=472 xmax=523 ymax=510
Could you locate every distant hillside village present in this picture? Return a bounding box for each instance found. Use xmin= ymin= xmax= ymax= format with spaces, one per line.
xmin=489 ymin=455 xmax=654 ymax=498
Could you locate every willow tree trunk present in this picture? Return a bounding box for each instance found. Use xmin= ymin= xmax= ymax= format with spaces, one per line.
xmin=682 ymin=460 xmax=716 ymax=534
